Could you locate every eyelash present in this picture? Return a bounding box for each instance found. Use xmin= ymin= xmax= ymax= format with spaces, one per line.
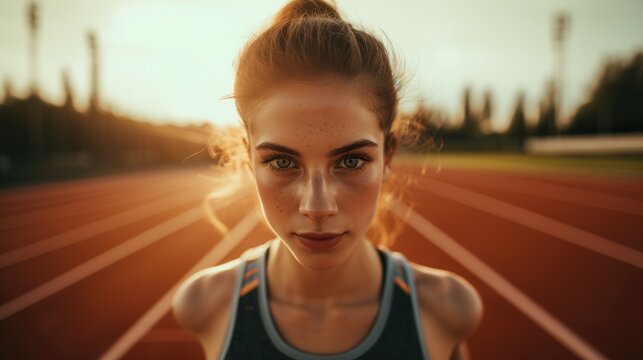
xmin=260 ymin=152 xmax=373 ymax=173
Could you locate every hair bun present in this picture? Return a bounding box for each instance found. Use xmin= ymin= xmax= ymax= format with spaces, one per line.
xmin=273 ymin=0 xmax=341 ymax=23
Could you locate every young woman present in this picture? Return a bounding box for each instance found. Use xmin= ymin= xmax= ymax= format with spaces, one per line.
xmin=172 ymin=1 xmax=483 ymax=359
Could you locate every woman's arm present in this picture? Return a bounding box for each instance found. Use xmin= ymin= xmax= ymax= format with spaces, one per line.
xmin=171 ymin=260 xmax=241 ymax=359
xmin=410 ymin=263 xmax=483 ymax=359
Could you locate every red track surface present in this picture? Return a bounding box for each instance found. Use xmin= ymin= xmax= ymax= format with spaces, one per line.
xmin=0 ymin=163 xmax=641 ymax=359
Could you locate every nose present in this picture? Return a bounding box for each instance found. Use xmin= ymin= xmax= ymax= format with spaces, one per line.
xmin=299 ymin=170 xmax=338 ymax=221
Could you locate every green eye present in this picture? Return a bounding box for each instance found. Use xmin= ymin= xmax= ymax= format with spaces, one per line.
xmin=275 ymin=158 xmax=292 ymax=168
xmin=270 ymin=158 xmax=295 ymax=170
xmin=341 ymin=157 xmax=361 ymax=168
xmin=336 ymin=154 xmax=371 ymax=170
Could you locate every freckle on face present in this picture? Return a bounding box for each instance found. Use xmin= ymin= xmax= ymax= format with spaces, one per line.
xmin=248 ymin=78 xmax=387 ymax=266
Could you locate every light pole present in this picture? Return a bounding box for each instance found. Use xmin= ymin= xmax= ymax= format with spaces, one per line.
xmin=552 ymin=12 xmax=570 ymax=135
xmin=26 ymin=1 xmax=43 ymax=160
xmin=87 ymin=30 xmax=100 ymax=114
xmin=28 ymin=1 xmax=39 ymax=96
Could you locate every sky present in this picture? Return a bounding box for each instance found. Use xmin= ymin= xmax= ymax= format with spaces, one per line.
xmin=1 ymin=0 xmax=642 ymax=131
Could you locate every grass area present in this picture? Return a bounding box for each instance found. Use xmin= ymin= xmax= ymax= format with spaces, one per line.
xmin=394 ymin=152 xmax=643 ymax=179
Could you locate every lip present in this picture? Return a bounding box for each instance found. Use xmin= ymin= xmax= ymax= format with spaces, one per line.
xmin=296 ymin=232 xmax=344 ymax=239
xmin=295 ymin=232 xmax=346 ymax=251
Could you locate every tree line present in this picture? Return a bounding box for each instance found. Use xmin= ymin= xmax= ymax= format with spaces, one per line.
xmin=0 ymin=91 xmax=214 ymax=174
xmin=401 ymin=51 xmax=642 ymax=153
xmin=1 ymin=51 xmax=640 ymax=174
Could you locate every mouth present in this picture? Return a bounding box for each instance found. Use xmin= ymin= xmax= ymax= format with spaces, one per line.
xmin=294 ymin=232 xmax=346 ymax=251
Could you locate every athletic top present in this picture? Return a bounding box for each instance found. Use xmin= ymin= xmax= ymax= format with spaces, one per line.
xmin=218 ymin=240 xmax=429 ymax=360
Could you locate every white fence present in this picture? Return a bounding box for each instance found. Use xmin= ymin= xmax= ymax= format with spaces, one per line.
xmin=525 ymin=133 xmax=643 ymax=155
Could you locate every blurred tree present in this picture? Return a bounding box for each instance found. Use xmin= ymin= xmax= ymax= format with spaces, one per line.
xmin=461 ymin=87 xmax=480 ymax=136
xmin=2 ymin=78 xmax=15 ymax=104
xmin=566 ymin=52 xmax=643 ymax=134
xmin=62 ymin=69 xmax=75 ymax=110
xmin=566 ymin=101 xmax=597 ymax=134
xmin=480 ymin=90 xmax=493 ymax=134
xmin=536 ymin=78 xmax=557 ymax=136
xmin=507 ymin=92 xmax=526 ymax=150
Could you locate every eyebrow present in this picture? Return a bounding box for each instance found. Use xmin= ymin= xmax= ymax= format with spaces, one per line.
xmin=255 ymin=139 xmax=378 ymax=157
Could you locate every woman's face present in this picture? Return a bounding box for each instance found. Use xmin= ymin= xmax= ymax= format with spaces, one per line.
xmin=247 ymin=77 xmax=393 ymax=270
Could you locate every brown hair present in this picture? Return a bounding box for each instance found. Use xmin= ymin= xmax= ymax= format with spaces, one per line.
xmin=207 ymin=0 xmax=430 ymax=248
xmin=233 ymin=0 xmax=399 ymax=155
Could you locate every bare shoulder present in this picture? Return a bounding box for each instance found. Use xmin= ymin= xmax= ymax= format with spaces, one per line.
xmin=171 ymin=258 xmax=242 ymax=337
xmin=408 ymin=261 xmax=483 ymax=339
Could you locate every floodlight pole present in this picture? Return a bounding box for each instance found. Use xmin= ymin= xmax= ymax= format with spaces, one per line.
xmin=552 ymin=12 xmax=570 ymax=134
xmin=28 ymin=1 xmax=39 ymax=95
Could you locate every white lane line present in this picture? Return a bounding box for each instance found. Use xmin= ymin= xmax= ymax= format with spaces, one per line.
xmin=414 ymin=179 xmax=643 ymax=270
xmin=1 ymin=170 xmax=208 ymax=215
xmin=0 ymin=175 xmax=145 ymax=203
xmin=436 ymin=172 xmax=643 ymax=216
xmin=0 ymin=186 xmax=207 ymax=268
xmin=0 ymin=190 xmax=248 ymax=320
xmin=0 ymin=182 xmax=200 ymax=231
xmin=98 ymin=207 xmax=261 ymax=360
xmin=390 ymin=200 xmax=608 ymax=360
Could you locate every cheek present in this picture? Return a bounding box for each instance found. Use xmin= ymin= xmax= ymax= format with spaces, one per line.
xmin=254 ymin=168 xmax=298 ymax=221
xmin=338 ymin=168 xmax=382 ymax=220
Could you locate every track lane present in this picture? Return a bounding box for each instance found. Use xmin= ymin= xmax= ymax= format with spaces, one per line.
xmin=431 ymin=177 xmax=643 ymax=252
xmin=402 ymin=180 xmax=643 ymax=359
xmin=0 ymin=168 xmax=199 ymax=215
xmin=99 ymin=206 xmax=263 ymax=360
xmin=0 ymin=181 xmax=214 ymax=252
xmin=432 ymin=166 xmax=643 ymax=199
xmin=1 ymin=163 xmax=641 ymax=359
xmin=121 ymin=222 xmax=277 ymax=360
xmin=413 ymin=177 xmax=643 ymax=262
xmin=0 ymin=185 xmax=214 ymax=267
xmin=428 ymin=167 xmax=643 ymax=216
xmin=0 ymin=188 xmax=254 ymax=359
xmin=393 ymin=224 xmax=581 ymax=359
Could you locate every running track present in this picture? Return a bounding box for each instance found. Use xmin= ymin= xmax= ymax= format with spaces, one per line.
xmin=0 ymin=162 xmax=641 ymax=359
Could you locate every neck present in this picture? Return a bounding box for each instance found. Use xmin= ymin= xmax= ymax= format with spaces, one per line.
xmin=266 ymin=238 xmax=383 ymax=309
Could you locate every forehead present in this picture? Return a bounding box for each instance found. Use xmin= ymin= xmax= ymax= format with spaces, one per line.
xmin=250 ymin=78 xmax=382 ymax=151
